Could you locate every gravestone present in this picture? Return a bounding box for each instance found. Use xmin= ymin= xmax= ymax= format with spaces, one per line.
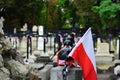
xmin=21 ymin=23 xmax=28 ymax=31
xmin=19 ymin=36 xmax=27 ymax=53
xmin=97 ymin=37 xmax=101 ymax=44
xmin=50 ymin=66 xmax=82 ymax=80
xmin=0 ymin=17 xmax=4 ymax=34
xmin=32 ymin=25 xmax=38 ymax=34
xmin=19 ymin=23 xmax=28 ymax=53
xmin=46 ymin=36 xmax=54 ymax=49
xmin=14 ymin=28 xmax=16 ymax=34
xmin=116 ymin=39 xmax=119 ymax=54
xmin=95 ymin=43 xmax=114 ymax=70
xmin=96 ymin=43 xmax=109 ymax=53
xmin=37 ymin=26 xmax=44 ymax=50
xmin=10 ymin=37 xmax=18 ymax=49
xmin=32 ymin=25 xmax=38 ymax=50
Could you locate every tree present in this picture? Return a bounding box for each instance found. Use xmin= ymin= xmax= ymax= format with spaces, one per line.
xmin=0 ymin=0 xmax=44 ymax=33
xmin=92 ymin=0 xmax=120 ymax=35
xmin=73 ymin=0 xmax=96 ymax=27
xmin=57 ymin=0 xmax=76 ymax=29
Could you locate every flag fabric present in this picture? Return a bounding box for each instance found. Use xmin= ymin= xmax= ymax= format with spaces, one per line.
xmin=69 ymin=28 xmax=97 ymax=80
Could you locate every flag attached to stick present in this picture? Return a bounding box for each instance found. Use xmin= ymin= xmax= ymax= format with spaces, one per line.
xmin=69 ymin=28 xmax=97 ymax=80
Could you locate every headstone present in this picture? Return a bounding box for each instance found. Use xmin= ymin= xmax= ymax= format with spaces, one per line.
xmin=46 ymin=36 xmax=54 ymax=49
xmin=32 ymin=25 xmax=38 ymax=33
xmin=0 ymin=17 xmax=4 ymax=34
xmin=19 ymin=36 xmax=27 ymax=53
xmin=19 ymin=23 xmax=28 ymax=53
xmin=21 ymin=23 xmax=28 ymax=31
xmin=95 ymin=43 xmax=114 ymax=70
xmin=50 ymin=66 xmax=82 ymax=80
xmin=96 ymin=43 xmax=109 ymax=54
xmin=14 ymin=28 xmax=16 ymax=34
xmin=10 ymin=37 xmax=18 ymax=49
xmin=32 ymin=36 xmax=37 ymax=50
xmin=117 ymin=39 xmax=119 ymax=54
xmin=110 ymin=39 xmax=115 ymax=53
xmin=32 ymin=25 xmax=38 ymax=50
xmin=37 ymin=26 xmax=44 ymax=50
xmin=97 ymin=37 xmax=101 ymax=44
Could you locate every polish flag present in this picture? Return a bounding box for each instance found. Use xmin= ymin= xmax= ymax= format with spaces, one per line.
xmin=69 ymin=28 xmax=97 ymax=80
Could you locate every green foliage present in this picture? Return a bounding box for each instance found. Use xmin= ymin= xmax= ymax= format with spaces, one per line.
xmin=40 ymin=7 xmax=46 ymax=26
xmin=57 ymin=0 xmax=75 ymax=29
xmin=92 ymin=0 xmax=120 ymax=30
xmin=58 ymin=0 xmax=67 ymax=7
xmin=73 ymin=0 xmax=96 ymax=27
xmin=93 ymin=0 xmax=120 ymax=19
xmin=63 ymin=23 xmax=72 ymax=29
xmin=0 ymin=0 xmax=120 ymax=36
xmin=0 ymin=0 xmax=44 ymax=29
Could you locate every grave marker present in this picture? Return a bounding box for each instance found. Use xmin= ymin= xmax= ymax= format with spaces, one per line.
xmin=32 ymin=25 xmax=38 ymax=33
xmin=32 ymin=25 xmax=38 ymax=50
xmin=95 ymin=43 xmax=114 ymax=70
xmin=37 ymin=26 xmax=44 ymax=50
xmin=0 ymin=17 xmax=4 ymax=34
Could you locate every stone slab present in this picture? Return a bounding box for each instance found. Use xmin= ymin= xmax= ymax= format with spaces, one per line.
xmin=50 ymin=66 xmax=82 ymax=80
xmin=96 ymin=43 xmax=109 ymax=53
xmin=29 ymin=63 xmax=53 ymax=80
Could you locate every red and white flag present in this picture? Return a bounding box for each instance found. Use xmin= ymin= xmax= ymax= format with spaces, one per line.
xmin=69 ymin=28 xmax=97 ymax=80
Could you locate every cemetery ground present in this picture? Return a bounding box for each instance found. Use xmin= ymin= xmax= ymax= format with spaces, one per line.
xmin=19 ymin=48 xmax=117 ymax=80
xmin=2 ymin=35 xmax=119 ymax=80
xmin=17 ymin=38 xmax=117 ymax=80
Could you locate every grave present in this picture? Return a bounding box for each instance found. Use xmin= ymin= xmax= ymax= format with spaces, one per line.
xmin=97 ymin=37 xmax=101 ymax=44
xmin=19 ymin=36 xmax=27 ymax=54
xmin=32 ymin=25 xmax=38 ymax=50
xmin=32 ymin=25 xmax=38 ymax=34
xmin=37 ymin=26 xmax=44 ymax=50
xmin=19 ymin=23 xmax=28 ymax=54
xmin=21 ymin=23 xmax=28 ymax=31
xmin=50 ymin=66 xmax=82 ymax=80
xmin=95 ymin=43 xmax=114 ymax=70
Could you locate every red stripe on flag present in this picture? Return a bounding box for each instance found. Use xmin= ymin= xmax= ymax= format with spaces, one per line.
xmin=71 ymin=43 xmax=97 ymax=80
